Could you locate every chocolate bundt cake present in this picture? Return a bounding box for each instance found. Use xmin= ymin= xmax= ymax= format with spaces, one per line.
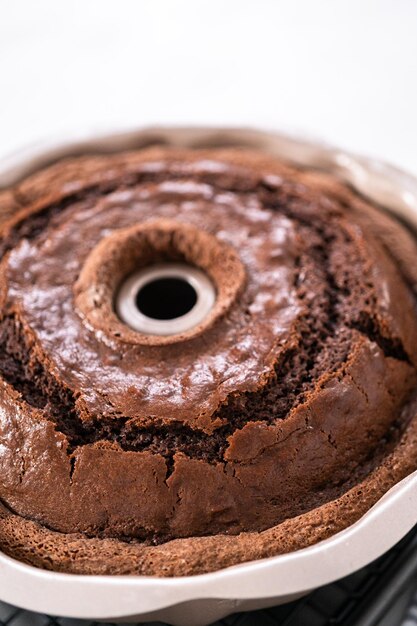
xmin=0 ymin=146 xmax=417 ymax=576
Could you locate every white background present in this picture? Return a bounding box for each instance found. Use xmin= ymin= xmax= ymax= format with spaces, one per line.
xmin=1 ymin=0 xmax=416 ymax=173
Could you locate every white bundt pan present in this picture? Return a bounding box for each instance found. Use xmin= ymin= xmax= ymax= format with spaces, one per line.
xmin=0 ymin=127 xmax=417 ymax=626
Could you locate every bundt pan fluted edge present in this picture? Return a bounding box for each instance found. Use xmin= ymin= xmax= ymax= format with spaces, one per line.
xmin=0 ymin=127 xmax=417 ymax=625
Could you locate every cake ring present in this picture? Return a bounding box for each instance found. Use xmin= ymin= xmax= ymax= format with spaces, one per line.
xmin=0 ymin=145 xmax=417 ymax=576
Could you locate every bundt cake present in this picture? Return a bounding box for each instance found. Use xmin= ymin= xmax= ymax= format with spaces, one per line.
xmin=0 ymin=146 xmax=417 ymax=575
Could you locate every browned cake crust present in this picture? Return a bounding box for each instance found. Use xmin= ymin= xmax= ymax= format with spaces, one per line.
xmin=0 ymin=147 xmax=417 ymax=576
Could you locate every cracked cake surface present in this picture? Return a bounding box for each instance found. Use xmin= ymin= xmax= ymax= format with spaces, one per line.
xmin=0 ymin=146 xmax=417 ymax=575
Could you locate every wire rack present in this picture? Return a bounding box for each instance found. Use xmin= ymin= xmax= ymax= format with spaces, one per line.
xmin=1 ymin=526 xmax=417 ymax=626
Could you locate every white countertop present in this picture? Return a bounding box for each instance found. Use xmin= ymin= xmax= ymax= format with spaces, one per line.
xmin=1 ymin=0 xmax=416 ymax=174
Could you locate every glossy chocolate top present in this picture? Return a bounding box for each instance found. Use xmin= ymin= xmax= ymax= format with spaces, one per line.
xmin=0 ymin=147 xmax=417 ymax=548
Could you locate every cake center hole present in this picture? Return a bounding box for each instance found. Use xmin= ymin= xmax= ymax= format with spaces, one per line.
xmin=135 ymin=276 xmax=198 ymax=320
xmin=115 ymin=263 xmax=216 ymax=336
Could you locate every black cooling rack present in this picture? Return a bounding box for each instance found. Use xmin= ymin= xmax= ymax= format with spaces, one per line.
xmin=1 ymin=526 xmax=417 ymax=626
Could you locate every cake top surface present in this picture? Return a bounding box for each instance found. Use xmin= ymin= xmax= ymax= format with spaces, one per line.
xmin=0 ymin=146 xmax=417 ymax=557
